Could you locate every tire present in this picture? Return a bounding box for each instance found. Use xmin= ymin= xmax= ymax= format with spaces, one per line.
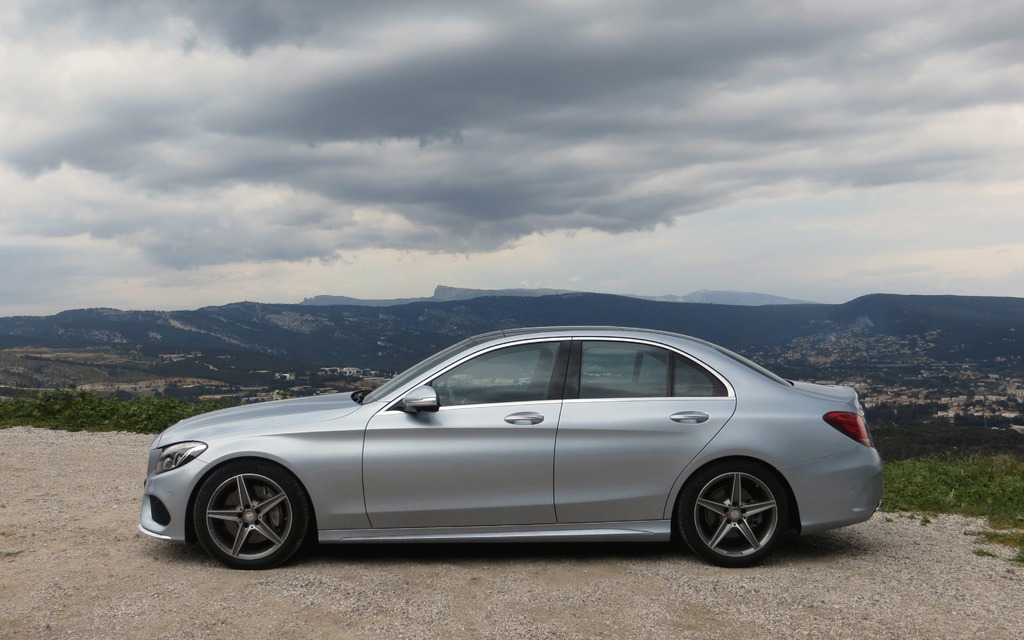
xmin=677 ymin=460 xmax=789 ymax=568
xmin=193 ymin=460 xmax=310 ymax=570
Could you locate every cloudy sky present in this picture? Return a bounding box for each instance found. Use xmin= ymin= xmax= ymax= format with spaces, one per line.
xmin=2 ymin=0 xmax=1023 ymax=315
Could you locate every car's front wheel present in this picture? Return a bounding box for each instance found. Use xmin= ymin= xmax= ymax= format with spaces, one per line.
xmin=677 ymin=461 xmax=789 ymax=567
xmin=193 ymin=460 xmax=310 ymax=569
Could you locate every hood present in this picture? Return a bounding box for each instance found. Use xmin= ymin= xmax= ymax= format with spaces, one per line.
xmin=155 ymin=393 xmax=363 ymax=446
xmin=789 ymin=380 xmax=860 ymax=409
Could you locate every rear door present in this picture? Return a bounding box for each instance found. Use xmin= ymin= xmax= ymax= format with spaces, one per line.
xmin=554 ymin=339 xmax=736 ymax=523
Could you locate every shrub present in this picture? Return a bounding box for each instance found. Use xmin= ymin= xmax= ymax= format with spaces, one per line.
xmin=0 ymin=388 xmax=236 ymax=434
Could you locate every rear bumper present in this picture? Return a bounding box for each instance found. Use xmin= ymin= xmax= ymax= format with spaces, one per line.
xmin=782 ymin=444 xmax=884 ymax=535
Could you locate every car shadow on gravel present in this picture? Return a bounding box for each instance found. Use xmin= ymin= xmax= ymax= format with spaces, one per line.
xmin=140 ymin=525 xmax=879 ymax=569
xmin=140 ymin=539 xmax=212 ymax=565
xmin=139 ymin=537 xmax=685 ymax=569
xmin=304 ymin=540 xmax=684 ymax=566
xmin=770 ymin=527 xmax=883 ymax=566
xmin=295 ymin=526 xmax=878 ymax=568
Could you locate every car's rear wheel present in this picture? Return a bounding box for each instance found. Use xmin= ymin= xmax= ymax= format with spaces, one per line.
xmin=677 ymin=461 xmax=789 ymax=567
xmin=193 ymin=460 xmax=309 ymax=569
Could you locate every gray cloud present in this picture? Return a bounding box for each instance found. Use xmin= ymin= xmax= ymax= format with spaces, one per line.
xmin=4 ymin=0 xmax=1024 ymax=270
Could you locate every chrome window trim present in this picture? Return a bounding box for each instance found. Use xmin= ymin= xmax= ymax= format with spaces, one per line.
xmin=379 ymin=333 xmax=736 ymax=411
xmin=562 ymin=395 xmax=736 ymax=405
xmin=435 ymin=398 xmax=564 ymax=412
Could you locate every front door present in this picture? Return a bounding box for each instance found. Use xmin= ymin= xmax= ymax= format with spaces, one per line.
xmin=363 ymin=341 xmax=568 ymax=529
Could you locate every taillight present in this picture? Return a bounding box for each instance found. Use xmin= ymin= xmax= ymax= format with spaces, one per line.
xmin=823 ymin=411 xmax=873 ymax=447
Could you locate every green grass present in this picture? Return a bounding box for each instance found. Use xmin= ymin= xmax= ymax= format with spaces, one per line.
xmin=883 ymin=455 xmax=1024 ymax=563
xmin=0 ymin=388 xmax=236 ymax=434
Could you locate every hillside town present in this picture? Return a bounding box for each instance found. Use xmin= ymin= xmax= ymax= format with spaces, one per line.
xmin=752 ymin=329 xmax=1023 ymax=429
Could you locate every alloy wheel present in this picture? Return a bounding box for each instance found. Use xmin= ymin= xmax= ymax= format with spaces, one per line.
xmin=692 ymin=471 xmax=779 ymax=558
xmin=204 ymin=473 xmax=294 ymax=561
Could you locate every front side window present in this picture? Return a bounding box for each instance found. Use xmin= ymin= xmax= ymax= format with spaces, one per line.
xmin=431 ymin=342 xmax=564 ymax=406
xmin=579 ymin=341 xmax=727 ymax=399
xmin=362 ymin=336 xmax=479 ymax=403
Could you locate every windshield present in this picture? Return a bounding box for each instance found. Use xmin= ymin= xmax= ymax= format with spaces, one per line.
xmin=361 ymin=336 xmax=479 ymax=403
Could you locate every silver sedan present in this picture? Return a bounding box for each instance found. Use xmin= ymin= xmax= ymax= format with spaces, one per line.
xmin=139 ymin=327 xmax=883 ymax=569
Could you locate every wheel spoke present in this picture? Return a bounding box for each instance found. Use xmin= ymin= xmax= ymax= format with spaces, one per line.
xmin=254 ymin=522 xmax=285 ymax=547
xmin=707 ymin=519 xmax=734 ymax=549
xmin=235 ymin=475 xmax=253 ymax=508
xmin=742 ymin=499 xmax=776 ymax=518
xmin=737 ymin=519 xmax=762 ymax=550
xmin=729 ymin=473 xmax=743 ymax=505
xmin=230 ymin=524 xmax=252 ymax=557
xmin=207 ymin=508 xmax=241 ymax=522
xmin=696 ymin=497 xmax=728 ymax=515
xmin=257 ymin=491 xmax=287 ymax=512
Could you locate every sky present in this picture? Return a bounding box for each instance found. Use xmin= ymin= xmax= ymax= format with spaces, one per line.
xmin=2 ymin=0 xmax=1023 ymax=316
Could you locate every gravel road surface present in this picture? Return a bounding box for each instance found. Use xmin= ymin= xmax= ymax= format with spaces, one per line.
xmin=1 ymin=426 xmax=1021 ymax=639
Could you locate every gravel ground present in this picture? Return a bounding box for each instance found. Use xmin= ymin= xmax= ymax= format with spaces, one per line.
xmin=1 ymin=426 xmax=1022 ymax=640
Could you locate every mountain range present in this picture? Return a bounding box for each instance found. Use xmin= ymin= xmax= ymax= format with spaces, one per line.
xmin=1 ymin=291 xmax=1021 ymax=374
xmin=301 ymin=285 xmax=814 ymax=307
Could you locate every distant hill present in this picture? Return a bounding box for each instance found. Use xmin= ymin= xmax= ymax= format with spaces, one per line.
xmin=658 ymin=290 xmax=815 ymax=305
xmin=301 ymin=285 xmax=577 ymax=307
xmin=1 ymin=293 xmax=1021 ymax=373
xmin=301 ymin=285 xmax=814 ymax=307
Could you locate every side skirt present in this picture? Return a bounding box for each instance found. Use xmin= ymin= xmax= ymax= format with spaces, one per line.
xmin=318 ymin=520 xmax=672 ymax=544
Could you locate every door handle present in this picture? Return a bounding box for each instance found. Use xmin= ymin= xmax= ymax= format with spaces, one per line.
xmin=670 ymin=411 xmax=710 ymax=424
xmin=505 ymin=412 xmax=545 ymax=425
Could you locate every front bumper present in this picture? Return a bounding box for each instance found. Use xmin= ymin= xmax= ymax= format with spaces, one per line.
xmin=138 ymin=453 xmax=209 ymax=543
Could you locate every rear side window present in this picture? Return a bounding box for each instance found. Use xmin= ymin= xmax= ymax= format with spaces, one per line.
xmin=580 ymin=342 xmax=667 ymax=398
xmin=674 ymin=356 xmax=728 ymax=397
xmin=579 ymin=341 xmax=727 ymax=399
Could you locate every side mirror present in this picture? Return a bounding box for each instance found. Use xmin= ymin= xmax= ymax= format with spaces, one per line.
xmin=399 ymin=385 xmax=440 ymax=413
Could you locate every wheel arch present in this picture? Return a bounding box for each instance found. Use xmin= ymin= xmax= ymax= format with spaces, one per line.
xmin=184 ymin=455 xmax=319 ymax=545
xmin=668 ymin=455 xmax=801 ymax=534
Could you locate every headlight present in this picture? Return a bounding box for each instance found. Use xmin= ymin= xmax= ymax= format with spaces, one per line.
xmin=155 ymin=442 xmax=207 ymax=474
